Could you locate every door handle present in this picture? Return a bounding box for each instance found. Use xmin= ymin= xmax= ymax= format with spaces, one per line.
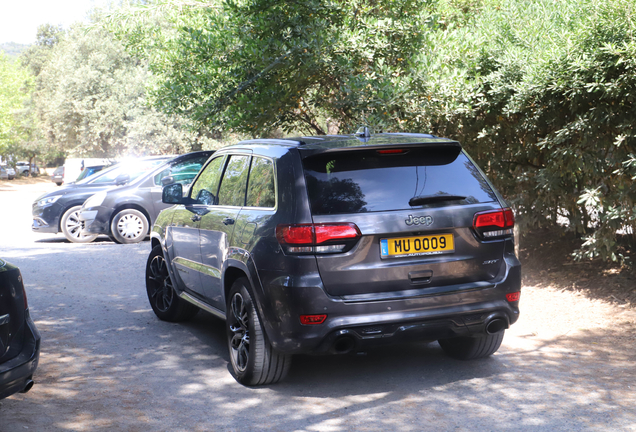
xmin=223 ymin=217 xmax=235 ymax=225
xmin=191 ymin=214 xmax=201 ymax=222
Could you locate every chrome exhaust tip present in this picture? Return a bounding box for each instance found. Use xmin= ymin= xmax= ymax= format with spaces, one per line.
xmin=485 ymin=318 xmax=507 ymax=335
xmin=332 ymin=336 xmax=356 ymax=354
xmin=20 ymin=378 xmax=34 ymax=393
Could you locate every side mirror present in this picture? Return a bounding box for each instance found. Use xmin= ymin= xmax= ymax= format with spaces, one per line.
xmin=115 ymin=174 xmax=130 ymax=186
xmin=162 ymin=183 xmax=184 ymax=204
xmin=161 ymin=175 xmax=174 ymax=186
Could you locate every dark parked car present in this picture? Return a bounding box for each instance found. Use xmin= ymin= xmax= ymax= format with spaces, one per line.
xmin=145 ymin=131 xmax=522 ymax=386
xmin=32 ymin=157 xmax=173 ymax=243
xmin=78 ymin=151 xmax=213 ymax=244
xmin=51 ymin=166 xmax=64 ymax=186
xmin=0 ymin=258 xmax=40 ymax=400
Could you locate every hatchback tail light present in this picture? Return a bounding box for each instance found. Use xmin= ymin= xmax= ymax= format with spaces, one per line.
xmin=473 ymin=208 xmax=515 ymax=239
xmin=276 ymin=223 xmax=361 ymax=254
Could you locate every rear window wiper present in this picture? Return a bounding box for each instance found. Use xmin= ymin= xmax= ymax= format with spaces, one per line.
xmin=409 ymin=195 xmax=467 ymax=206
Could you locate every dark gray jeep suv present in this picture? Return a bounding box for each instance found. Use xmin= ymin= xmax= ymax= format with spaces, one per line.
xmin=146 ymin=132 xmax=521 ymax=385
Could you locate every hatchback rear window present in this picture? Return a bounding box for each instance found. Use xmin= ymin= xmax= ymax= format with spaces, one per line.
xmin=302 ymin=147 xmax=498 ymax=215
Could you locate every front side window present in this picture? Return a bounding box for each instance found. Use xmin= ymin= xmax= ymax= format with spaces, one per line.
xmin=190 ymin=156 xmax=225 ymax=205
xmin=217 ymin=155 xmax=250 ymax=207
xmin=246 ymin=157 xmax=276 ymax=208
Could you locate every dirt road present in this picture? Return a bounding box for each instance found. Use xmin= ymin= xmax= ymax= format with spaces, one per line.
xmin=0 ymin=179 xmax=634 ymax=431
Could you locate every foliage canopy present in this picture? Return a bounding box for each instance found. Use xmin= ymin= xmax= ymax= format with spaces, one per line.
xmin=108 ymin=0 xmax=636 ymax=262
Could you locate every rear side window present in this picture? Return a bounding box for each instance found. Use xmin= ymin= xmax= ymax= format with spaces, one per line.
xmin=246 ymin=157 xmax=276 ymax=208
xmin=302 ymin=147 xmax=497 ymax=215
xmin=218 ymin=155 xmax=250 ymax=207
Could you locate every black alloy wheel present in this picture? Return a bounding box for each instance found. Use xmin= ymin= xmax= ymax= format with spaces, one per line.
xmin=229 ymin=291 xmax=250 ymax=373
xmin=226 ymin=278 xmax=290 ymax=386
xmin=145 ymin=245 xmax=198 ymax=322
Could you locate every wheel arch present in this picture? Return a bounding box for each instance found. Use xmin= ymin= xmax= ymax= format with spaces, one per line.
xmin=222 ymin=258 xmax=280 ymax=346
xmin=223 ymin=265 xmax=249 ymax=306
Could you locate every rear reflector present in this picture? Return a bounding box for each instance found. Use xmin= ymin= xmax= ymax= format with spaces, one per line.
xmin=506 ymin=292 xmax=521 ymax=302
xmin=299 ymin=314 xmax=327 ymax=325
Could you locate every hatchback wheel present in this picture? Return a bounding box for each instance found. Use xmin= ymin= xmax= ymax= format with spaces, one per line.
xmin=146 ymin=245 xmax=198 ymax=322
xmin=438 ymin=331 xmax=505 ymax=360
xmin=110 ymin=209 xmax=148 ymax=244
xmin=61 ymin=205 xmax=98 ymax=243
xmin=227 ymin=278 xmax=291 ymax=386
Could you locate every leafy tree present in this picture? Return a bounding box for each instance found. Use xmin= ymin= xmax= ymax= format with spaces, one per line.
xmin=107 ymin=0 xmax=636 ymax=262
xmin=20 ymin=24 xmax=64 ymax=77
xmin=33 ymin=18 xmax=212 ymax=158
xmin=414 ymin=0 xmax=636 ymax=262
xmin=107 ymin=0 xmax=428 ymax=136
xmin=0 ymin=53 xmax=33 ymax=159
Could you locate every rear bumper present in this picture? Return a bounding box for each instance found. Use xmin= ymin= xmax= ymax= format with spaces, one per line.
xmin=257 ymin=253 xmax=521 ymax=355
xmin=0 ymin=310 xmax=40 ymax=400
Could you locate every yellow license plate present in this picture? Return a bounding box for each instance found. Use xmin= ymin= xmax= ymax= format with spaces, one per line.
xmin=380 ymin=233 xmax=454 ymax=258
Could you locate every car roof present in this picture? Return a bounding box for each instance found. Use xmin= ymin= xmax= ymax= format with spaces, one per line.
xmin=234 ymin=132 xmax=460 ymax=155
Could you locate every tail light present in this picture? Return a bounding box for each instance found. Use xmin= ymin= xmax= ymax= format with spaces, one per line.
xmin=473 ymin=208 xmax=514 ymax=239
xmin=276 ymin=223 xmax=361 ymax=254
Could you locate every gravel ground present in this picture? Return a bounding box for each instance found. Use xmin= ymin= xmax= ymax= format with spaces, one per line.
xmin=0 ymin=178 xmax=635 ymax=431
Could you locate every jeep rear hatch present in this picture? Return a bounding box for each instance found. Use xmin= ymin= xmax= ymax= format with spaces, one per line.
xmin=298 ymin=145 xmax=509 ymax=299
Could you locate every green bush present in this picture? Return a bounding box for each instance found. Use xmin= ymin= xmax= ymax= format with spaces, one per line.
xmin=414 ymin=0 xmax=636 ymax=263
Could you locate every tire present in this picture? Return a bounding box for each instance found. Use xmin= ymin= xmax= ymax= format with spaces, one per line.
xmin=438 ymin=331 xmax=505 ymax=360
xmin=61 ymin=205 xmax=98 ymax=243
xmin=110 ymin=209 xmax=149 ymax=244
xmin=227 ymin=277 xmax=291 ymax=386
xmin=146 ymin=245 xmax=198 ymax=322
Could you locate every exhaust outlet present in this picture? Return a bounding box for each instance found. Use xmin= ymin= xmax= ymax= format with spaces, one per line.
xmin=21 ymin=379 xmax=34 ymax=394
xmin=332 ymin=336 xmax=356 ymax=354
xmin=485 ymin=318 xmax=507 ymax=335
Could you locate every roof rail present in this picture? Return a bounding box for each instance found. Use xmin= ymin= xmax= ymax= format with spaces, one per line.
xmin=237 ymin=138 xmax=305 ymax=146
xmin=382 ymin=132 xmax=438 ymax=138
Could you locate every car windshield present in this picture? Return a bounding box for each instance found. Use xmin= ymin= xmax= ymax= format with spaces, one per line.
xmin=76 ymin=159 xmax=167 ymax=185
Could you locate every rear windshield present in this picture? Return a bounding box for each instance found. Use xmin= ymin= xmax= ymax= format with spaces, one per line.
xmin=302 ymin=147 xmax=498 ymax=215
